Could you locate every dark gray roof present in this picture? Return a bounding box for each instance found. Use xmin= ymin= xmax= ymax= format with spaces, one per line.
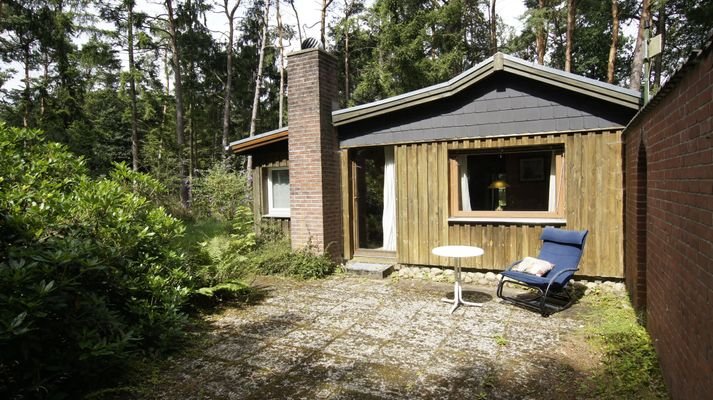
xmin=333 ymin=53 xmax=640 ymax=126
xmin=338 ymin=73 xmax=637 ymax=147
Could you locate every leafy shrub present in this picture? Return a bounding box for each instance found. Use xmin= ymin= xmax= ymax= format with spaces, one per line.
xmin=188 ymin=207 xmax=258 ymax=303
xmin=0 ymin=124 xmax=191 ymax=398
xmin=110 ymin=161 xmax=169 ymax=204
xmin=251 ymin=239 xmax=293 ymax=275
xmin=194 ymin=207 xmax=256 ymax=283
xmin=250 ymin=240 xmax=336 ymax=280
xmin=191 ymin=163 xmax=250 ymax=221
xmin=287 ymin=245 xmax=338 ymax=279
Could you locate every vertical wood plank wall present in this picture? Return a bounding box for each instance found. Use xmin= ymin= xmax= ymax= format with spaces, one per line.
xmin=393 ymin=130 xmax=623 ymax=278
xmin=252 ymin=157 xmax=290 ymax=236
xmin=340 ymin=149 xmax=353 ymax=260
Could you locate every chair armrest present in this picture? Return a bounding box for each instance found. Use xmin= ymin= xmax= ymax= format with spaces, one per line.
xmin=546 ymin=268 xmax=579 ymax=287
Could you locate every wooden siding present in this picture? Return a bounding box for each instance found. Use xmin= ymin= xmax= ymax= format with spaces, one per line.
xmin=252 ymin=153 xmax=290 ymax=236
xmin=394 ymin=130 xmax=624 ymax=278
xmin=341 ymin=149 xmax=353 ymax=260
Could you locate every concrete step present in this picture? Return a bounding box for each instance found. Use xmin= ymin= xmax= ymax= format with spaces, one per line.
xmin=344 ymin=261 xmax=394 ymax=279
xmin=349 ymin=256 xmax=397 ymax=264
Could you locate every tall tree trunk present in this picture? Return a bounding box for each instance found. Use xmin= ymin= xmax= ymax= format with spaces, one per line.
xmin=653 ymin=5 xmax=665 ymax=90
xmin=320 ymin=0 xmax=333 ymax=48
xmin=276 ymin=0 xmax=285 ymax=127
xmin=127 ymin=0 xmax=139 ymax=171
xmin=41 ymin=52 xmax=48 ymax=117
xmin=54 ymin=0 xmax=76 ymax=129
xmin=289 ymin=0 xmax=303 ymax=45
xmin=187 ymin=47 xmax=196 ymax=205
xmin=222 ymin=0 xmax=241 ymax=161
xmin=629 ymin=0 xmax=651 ymax=91
xmin=23 ymin=41 xmax=30 ymax=128
xmin=247 ymin=0 xmax=271 ymax=174
xmin=159 ymin=49 xmax=169 ymax=168
xmin=165 ymin=0 xmax=189 ymax=208
xmin=552 ymin=11 xmax=564 ymax=68
xmin=164 ymin=47 xmax=170 ymax=94
xmin=188 ymin=102 xmax=194 ymax=206
xmin=161 ymin=47 xmax=169 ymax=168
xmin=490 ymin=0 xmax=497 ymax=55
xmin=607 ymin=0 xmax=619 ymax=83
xmin=344 ymin=23 xmax=350 ymax=102
xmin=565 ymin=0 xmax=576 ymax=72
xmin=536 ymin=0 xmax=547 ymax=65
xmin=343 ymin=0 xmax=355 ymax=104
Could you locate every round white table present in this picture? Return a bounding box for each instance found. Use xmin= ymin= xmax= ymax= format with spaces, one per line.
xmin=432 ymin=245 xmax=485 ymax=314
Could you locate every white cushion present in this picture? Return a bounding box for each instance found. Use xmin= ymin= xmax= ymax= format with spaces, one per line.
xmin=512 ymin=257 xmax=555 ymax=277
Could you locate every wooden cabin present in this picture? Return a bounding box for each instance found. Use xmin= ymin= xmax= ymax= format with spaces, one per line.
xmin=230 ymin=50 xmax=639 ymax=278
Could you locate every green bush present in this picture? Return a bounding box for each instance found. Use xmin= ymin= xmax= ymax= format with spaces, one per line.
xmin=287 ymin=245 xmax=338 ymax=279
xmin=188 ymin=207 xmax=258 ymax=303
xmin=0 ymin=124 xmax=191 ymax=398
xmin=250 ymin=240 xmax=337 ymax=280
xmin=191 ymin=163 xmax=250 ymax=221
xmin=251 ymin=239 xmax=293 ymax=275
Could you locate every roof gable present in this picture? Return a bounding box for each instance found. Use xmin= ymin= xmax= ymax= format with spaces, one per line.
xmin=338 ymin=73 xmax=637 ymax=147
xmin=333 ymin=53 xmax=640 ymax=126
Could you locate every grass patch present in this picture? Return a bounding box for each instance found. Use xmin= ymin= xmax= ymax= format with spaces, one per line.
xmin=494 ymin=334 xmax=508 ymax=347
xmin=581 ymin=293 xmax=667 ymax=399
xmin=180 ymin=218 xmax=232 ymax=248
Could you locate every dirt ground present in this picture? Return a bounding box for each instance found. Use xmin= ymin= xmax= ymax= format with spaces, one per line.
xmin=141 ymin=275 xmax=605 ymax=399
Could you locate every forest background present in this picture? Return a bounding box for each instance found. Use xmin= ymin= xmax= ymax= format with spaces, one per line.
xmin=0 ymin=0 xmax=711 ymax=398
xmin=1 ymin=0 xmax=711 ymax=204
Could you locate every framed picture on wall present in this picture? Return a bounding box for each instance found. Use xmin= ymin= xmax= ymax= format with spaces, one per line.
xmin=520 ymin=158 xmax=545 ymax=182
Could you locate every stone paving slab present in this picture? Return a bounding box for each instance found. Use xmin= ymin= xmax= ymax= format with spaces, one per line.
xmin=147 ymin=275 xmax=596 ymax=399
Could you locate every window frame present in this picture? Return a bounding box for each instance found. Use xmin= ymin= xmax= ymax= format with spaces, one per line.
xmin=448 ymin=147 xmax=566 ymax=222
xmin=265 ymin=167 xmax=290 ymax=218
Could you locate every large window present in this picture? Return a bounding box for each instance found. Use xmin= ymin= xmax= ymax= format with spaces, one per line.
xmin=449 ymin=146 xmax=565 ymax=220
xmin=266 ymin=167 xmax=290 ymax=217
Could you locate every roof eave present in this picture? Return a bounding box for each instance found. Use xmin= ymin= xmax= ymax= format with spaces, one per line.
xmin=502 ymin=56 xmax=640 ymax=109
xmin=333 ymin=55 xmax=497 ymax=126
xmin=228 ymin=128 xmax=288 ymax=154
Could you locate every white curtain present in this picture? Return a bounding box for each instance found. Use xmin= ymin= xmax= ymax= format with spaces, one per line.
xmin=458 ymin=155 xmax=472 ymax=211
xmin=548 ymin=153 xmax=557 ymax=212
xmin=382 ymin=147 xmax=397 ymax=251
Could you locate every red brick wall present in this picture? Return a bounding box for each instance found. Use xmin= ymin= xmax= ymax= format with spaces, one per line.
xmin=624 ymin=142 xmax=648 ymax=308
xmin=287 ymin=48 xmax=343 ymax=261
xmin=623 ymin=47 xmax=713 ymax=399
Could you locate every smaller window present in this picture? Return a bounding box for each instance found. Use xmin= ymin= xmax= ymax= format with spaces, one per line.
xmin=266 ymin=167 xmax=290 ymax=217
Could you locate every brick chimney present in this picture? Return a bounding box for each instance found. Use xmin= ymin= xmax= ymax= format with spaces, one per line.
xmin=287 ymin=48 xmax=342 ymax=261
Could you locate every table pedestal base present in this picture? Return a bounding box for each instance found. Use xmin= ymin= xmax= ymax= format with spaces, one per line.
xmin=431 ymin=246 xmax=485 ymax=314
xmin=442 ymin=280 xmax=483 ymax=314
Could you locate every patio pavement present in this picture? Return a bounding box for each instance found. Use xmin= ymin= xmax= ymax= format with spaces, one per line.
xmin=147 ymin=275 xmax=599 ymax=399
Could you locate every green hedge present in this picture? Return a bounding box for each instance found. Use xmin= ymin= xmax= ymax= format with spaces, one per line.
xmin=0 ymin=124 xmax=191 ymax=398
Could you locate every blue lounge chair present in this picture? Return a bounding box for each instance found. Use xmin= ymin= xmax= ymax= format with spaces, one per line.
xmin=496 ymin=227 xmax=588 ymax=316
